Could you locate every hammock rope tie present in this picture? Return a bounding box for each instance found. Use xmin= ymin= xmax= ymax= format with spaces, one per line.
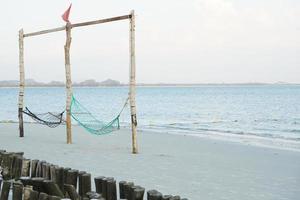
xmin=22 ymin=107 xmax=65 ymax=128
xmin=70 ymin=95 xmax=129 ymax=135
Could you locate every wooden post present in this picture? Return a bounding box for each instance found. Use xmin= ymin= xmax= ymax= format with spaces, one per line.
xmin=64 ymin=23 xmax=73 ymax=144
xmin=147 ymin=190 xmax=163 ymax=200
xmin=22 ymin=158 xmax=31 ymax=177
xmin=80 ymin=173 xmax=91 ymax=197
xmin=13 ymin=182 xmax=24 ymax=200
xmin=18 ymin=29 xmax=25 ymax=137
xmin=129 ymin=10 xmax=138 ymax=154
xmin=0 ymin=181 xmax=11 ymax=200
xmin=31 ymin=160 xmax=39 ymax=178
xmin=65 ymin=169 xmax=78 ymax=189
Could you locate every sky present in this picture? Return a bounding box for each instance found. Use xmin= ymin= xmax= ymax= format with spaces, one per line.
xmin=0 ymin=0 xmax=299 ymax=84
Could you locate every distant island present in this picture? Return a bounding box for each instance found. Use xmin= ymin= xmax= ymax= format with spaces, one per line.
xmin=0 ymin=79 xmax=121 ymax=87
xmin=0 ymin=79 xmax=297 ymax=87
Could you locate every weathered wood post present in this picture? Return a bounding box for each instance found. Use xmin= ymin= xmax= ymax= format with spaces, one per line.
xmin=147 ymin=190 xmax=163 ymax=200
xmin=65 ymin=169 xmax=78 ymax=189
xmin=123 ymin=182 xmax=134 ymax=200
xmin=0 ymin=181 xmax=11 ymax=200
xmin=119 ymin=181 xmax=127 ymax=199
xmin=80 ymin=173 xmax=91 ymax=197
xmin=129 ymin=10 xmax=138 ymax=154
xmin=106 ymin=178 xmax=117 ymax=200
xmin=23 ymin=186 xmax=33 ymax=200
xmin=13 ymin=182 xmax=24 ymax=200
xmin=18 ymin=29 xmax=25 ymax=137
xmin=22 ymin=158 xmax=31 ymax=177
xmin=64 ymin=184 xmax=80 ymax=200
xmin=31 ymin=160 xmax=39 ymax=178
xmin=64 ymin=22 xmax=73 ymax=144
xmin=94 ymin=176 xmax=105 ymax=194
xmin=78 ymin=171 xmax=86 ymax=197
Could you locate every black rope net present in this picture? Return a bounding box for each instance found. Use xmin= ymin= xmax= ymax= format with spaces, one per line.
xmin=22 ymin=107 xmax=65 ymax=128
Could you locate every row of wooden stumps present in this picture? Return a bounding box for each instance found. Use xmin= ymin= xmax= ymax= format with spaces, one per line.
xmin=0 ymin=150 xmax=188 ymax=200
xmin=18 ymin=10 xmax=138 ymax=154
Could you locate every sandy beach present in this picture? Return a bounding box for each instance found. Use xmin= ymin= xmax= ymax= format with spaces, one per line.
xmin=0 ymin=123 xmax=299 ymax=200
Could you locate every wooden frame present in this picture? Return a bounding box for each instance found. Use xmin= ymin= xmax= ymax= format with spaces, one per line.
xmin=18 ymin=11 xmax=138 ymax=153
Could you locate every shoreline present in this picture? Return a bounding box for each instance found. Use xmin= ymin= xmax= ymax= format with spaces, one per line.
xmin=1 ymin=121 xmax=300 ymax=153
xmin=0 ymin=123 xmax=300 ymax=200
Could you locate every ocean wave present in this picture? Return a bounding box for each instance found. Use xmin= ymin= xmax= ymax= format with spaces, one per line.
xmin=141 ymin=123 xmax=300 ymax=141
xmin=141 ymin=125 xmax=300 ymax=152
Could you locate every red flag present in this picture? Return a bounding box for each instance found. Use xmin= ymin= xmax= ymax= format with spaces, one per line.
xmin=62 ymin=4 xmax=72 ymax=23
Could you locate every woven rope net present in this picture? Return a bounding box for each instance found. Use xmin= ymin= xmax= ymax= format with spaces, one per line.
xmin=70 ymin=96 xmax=120 ymax=135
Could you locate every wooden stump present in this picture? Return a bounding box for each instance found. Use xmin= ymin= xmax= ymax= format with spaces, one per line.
xmin=119 ymin=181 xmax=127 ymax=199
xmin=1 ymin=152 xmax=14 ymax=180
xmin=77 ymin=171 xmax=86 ymax=197
xmin=31 ymin=160 xmax=39 ymax=178
xmin=36 ymin=161 xmax=46 ymax=177
xmin=131 ymin=185 xmax=145 ymax=200
xmin=65 ymin=170 xmax=78 ymax=189
xmin=94 ymin=176 xmax=105 ymax=194
xmin=43 ymin=180 xmax=64 ymax=198
xmin=22 ymin=158 xmax=31 ymax=177
xmin=123 ymin=182 xmax=134 ymax=200
xmin=147 ymin=190 xmax=162 ymax=200
xmin=24 ymin=186 xmax=34 ymax=200
xmin=55 ymin=167 xmax=64 ymax=193
xmin=13 ymin=182 xmax=24 ymax=200
xmin=80 ymin=173 xmax=91 ymax=197
xmin=63 ymin=168 xmax=71 ymax=185
xmin=42 ymin=163 xmax=50 ymax=179
xmin=13 ymin=155 xmax=23 ymax=179
xmin=64 ymin=184 xmax=80 ymax=200
xmin=0 ymin=180 xmax=11 ymax=200
xmin=106 ymin=178 xmax=117 ymax=200
xmin=100 ymin=178 xmax=108 ymax=199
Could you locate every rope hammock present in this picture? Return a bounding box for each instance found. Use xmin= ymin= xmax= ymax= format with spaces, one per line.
xmin=22 ymin=107 xmax=65 ymax=128
xmin=70 ymin=95 xmax=129 ymax=135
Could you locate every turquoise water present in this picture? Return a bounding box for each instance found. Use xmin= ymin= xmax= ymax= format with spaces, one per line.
xmin=1 ymin=85 xmax=300 ymax=141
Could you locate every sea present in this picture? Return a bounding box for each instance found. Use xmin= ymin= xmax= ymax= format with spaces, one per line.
xmin=1 ymin=85 xmax=300 ymax=150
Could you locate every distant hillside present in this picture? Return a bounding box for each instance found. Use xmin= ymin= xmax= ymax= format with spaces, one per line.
xmin=0 ymin=80 xmax=19 ymax=87
xmin=0 ymin=79 xmax=297 ymax=87
xmin=0 ymin=79 xmax=121 ymax=87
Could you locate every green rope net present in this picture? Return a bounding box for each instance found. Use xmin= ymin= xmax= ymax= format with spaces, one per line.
xmin=70 ymin=96 xmax=120 ymax=135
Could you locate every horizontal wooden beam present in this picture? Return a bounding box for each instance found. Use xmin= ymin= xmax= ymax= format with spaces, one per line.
xmin=23 ymin=14 xmax=132 ymax=38
xmin=24 ymin=26 xmax=66 ymax=38
xmin=71 ymin=15 xmax=131 ymax=28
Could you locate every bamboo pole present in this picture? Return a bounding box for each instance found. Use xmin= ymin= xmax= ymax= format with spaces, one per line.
xmin=129 ymin=10 xmax=138 ymax=154
xmin=18 ymin=29 xmax=25 ymax=137
xmin=64 ymin=23 xmax=73 ymax=144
